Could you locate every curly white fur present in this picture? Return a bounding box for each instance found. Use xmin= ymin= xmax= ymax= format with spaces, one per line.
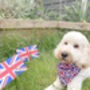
xmin=45 ymin=31 xmax=90 ymax=90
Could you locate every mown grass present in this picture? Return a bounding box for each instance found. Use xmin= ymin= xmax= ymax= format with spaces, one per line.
xmin=0 ymin=29 xmax=90 ymax=90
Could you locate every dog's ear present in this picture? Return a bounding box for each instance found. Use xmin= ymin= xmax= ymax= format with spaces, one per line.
xmin=88 ymin=44 xmax=90 ymax=55
xmin=85 ymin=44 xmax=90 ymax=68
xmin=53 ymin=47 xmax=59 ymax=59
xmin=80 ymin=44 xmax=90 ymax=69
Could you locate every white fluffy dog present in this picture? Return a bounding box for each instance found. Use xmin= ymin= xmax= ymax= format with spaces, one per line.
xmin=45 ymin=31 xmax=90 ymax=90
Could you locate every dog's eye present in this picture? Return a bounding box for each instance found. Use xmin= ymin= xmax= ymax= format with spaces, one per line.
xmin=74 ymin=44 xmax=79 ymax=48
xmin=64 ymin=42 xmax=68 ymax=45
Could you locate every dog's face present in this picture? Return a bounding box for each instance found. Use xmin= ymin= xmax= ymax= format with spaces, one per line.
xmin=54 ymin=31 xmax=90 ymax=68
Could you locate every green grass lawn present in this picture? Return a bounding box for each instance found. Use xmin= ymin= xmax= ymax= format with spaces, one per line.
xmin=0 ymin=29 xmax=90 ymax=90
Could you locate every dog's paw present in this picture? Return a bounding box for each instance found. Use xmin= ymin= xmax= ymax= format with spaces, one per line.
xmin=44 ymin=85 xmax=57 ymax=90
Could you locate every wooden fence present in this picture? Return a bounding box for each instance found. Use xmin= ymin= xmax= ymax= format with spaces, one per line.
xmin=0 ymin=19 xmax=90 ymax=31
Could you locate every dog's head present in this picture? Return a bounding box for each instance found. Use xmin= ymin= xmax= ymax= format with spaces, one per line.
xmin=54 ymin=31 xmax=90 ymax=69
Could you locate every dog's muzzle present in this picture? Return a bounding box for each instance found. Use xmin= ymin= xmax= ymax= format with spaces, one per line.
xmin=61 ymin=52 xmax=68 ymax=59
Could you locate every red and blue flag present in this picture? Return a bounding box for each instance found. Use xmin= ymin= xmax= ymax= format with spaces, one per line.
xmin=16 ymin=45 xmax=39 ymax=62
xmin=0 ymin=55 xmax=27 ymax=89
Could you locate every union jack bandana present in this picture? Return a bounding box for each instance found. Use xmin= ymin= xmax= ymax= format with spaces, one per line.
xmin=0 ymin=55 xmax=27 ymax=89
xmin=57 ymin=62 xmax=81 ymax=86
xmin=16 ymin=45 xmax=39 ymax=62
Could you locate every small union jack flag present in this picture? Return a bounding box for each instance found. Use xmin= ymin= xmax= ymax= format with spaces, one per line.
xmin=0 ymin=55 xmax=27 ymax=89
xmin=16 ymin=45 xmax=39 ymax=62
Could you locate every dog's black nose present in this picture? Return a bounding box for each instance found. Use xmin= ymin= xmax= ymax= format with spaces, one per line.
xmin=61 ymin=52 xmax=68 ymax=58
